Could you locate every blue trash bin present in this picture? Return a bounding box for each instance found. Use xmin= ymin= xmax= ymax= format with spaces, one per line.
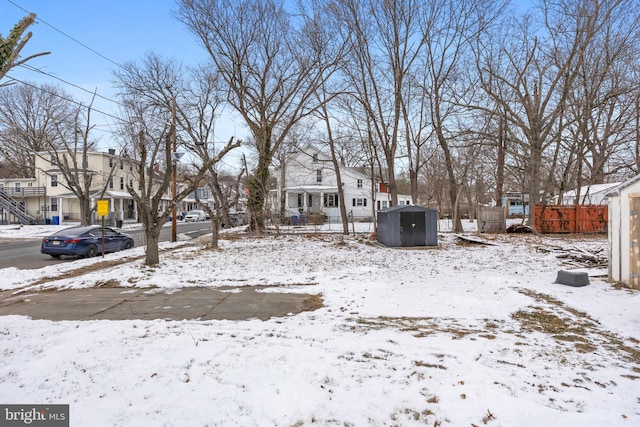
xmin=291 ymin=215 xmax=298 ymax=225
xmin=45 ymin=218 xmax=51 ymax=225
xmin=52 ymin=216 xmax=59 ymax=225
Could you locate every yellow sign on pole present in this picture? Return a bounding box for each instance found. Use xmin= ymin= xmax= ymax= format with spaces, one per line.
xmin=97 ymin=200 xmax=109 ymax=217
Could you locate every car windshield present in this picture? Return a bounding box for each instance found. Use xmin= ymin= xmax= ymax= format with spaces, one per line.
xmin=187 ymin=211 xmax=201 ymax=215
xmin=52 ymin=226 xmax=97 ymax=237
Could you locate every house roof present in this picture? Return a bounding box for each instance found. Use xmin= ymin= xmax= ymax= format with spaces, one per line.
xmin=55 ymin=190 xmax=139 ymax=200
xmin=606 ymin=175 xmax=640 ymax=197
xmin=560 ymin=182 xmax=621 ymax=198
xmin=283 ymin=185 xmax=339 ymax=192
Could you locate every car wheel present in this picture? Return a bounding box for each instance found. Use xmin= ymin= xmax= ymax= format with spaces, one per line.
xmin=124 ymin=240 xmax=134 ymax=250
xmin=49 ymin=254 xmax=61 ymax=259
xmin=85 ymin=244 xmax=98 ymax=258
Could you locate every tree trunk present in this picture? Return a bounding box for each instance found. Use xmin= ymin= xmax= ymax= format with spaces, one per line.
xmin=436 ymin=128 xmax=463 ymax=232
xmin=527 ymin=140 xmax=543 ymax=225
xmin=495 ymin=116 xmax=504 ymax=207
xmin=248 ymin=152 xmax=271 ymax=232
xmin=210 ymin=216 xmax=220 ymax=249
xmin=409 ymin=168 xmax=418 ymax=204
xmin=144 ymin=230 xmax=160 ymax=266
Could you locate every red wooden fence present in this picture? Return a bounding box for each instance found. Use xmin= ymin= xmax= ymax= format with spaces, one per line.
xmin=533 ymin=205 xmax=608 ymax=233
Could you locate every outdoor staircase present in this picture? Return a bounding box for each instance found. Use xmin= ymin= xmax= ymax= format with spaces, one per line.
xmin=0 ymin=189 xmax=39 ymax=224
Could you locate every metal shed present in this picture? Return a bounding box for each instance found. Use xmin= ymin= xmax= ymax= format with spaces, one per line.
xmin=377 ymin=205 xmax=438 ymax=247
xmin=607 ymin=176 xmax=640 ymax=289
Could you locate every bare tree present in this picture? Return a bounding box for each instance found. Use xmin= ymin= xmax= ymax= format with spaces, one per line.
xmin=36 ymin=93 xmax=107 ymax=226
xmin=476 ymin=0 xmax=624 ymax=223
xmin=419 ymin=0 xmax=506 ymax=232
xmin=562 ymin=2 xmax=640 ymax=201
xmin=114 ymin=53 xmax=239 ymax=264
xmin=0 ymin=14 xmax=49 ymax=85
xmin=177 ymin=0 xmax=337 ymax=231
xmin=332 ymin=0 xmax=428 ymax=207
xmin=0 ymin=82 xmax=74 ymax=177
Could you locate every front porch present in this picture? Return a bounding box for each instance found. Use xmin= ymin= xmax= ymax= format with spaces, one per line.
xmin=282 ymin=185 xmax=340 ymax=222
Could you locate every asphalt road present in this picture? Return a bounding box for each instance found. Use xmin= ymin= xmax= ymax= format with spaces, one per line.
xmin=0 ymin=221 xmax=212 ymax=270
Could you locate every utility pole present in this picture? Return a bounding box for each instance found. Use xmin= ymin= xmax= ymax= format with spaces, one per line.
xmin=171 ymin=95 xmax=177 ymax=243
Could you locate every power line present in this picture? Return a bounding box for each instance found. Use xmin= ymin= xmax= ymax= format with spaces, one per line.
xmin=5 ymin=76 xmax=127 ymax=125
xmin=20 ymin=63 xmax=124 ymax=108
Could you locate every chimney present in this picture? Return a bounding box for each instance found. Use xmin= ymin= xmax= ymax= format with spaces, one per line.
xmin=108 ymin=148 xmax=116 ymax=155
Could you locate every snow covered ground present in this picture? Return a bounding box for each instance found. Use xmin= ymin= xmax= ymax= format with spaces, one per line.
xmin=0 ymin=220 xmax=638 ymax=426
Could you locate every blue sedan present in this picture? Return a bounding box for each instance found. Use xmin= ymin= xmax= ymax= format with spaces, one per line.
xmin=41 ymin=225 xmax=135 ymax=258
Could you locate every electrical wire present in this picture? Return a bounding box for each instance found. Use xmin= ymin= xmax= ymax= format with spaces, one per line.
xmin=4 ymin=76 xmax=127 ymax=125
xmin=20 ymin=63 xmax=124 ymax=108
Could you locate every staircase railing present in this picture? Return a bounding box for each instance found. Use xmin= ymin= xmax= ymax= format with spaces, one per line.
xmin=0 ymin=189 xmax=39 ymax=224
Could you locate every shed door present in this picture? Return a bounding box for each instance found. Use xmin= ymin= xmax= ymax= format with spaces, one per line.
xmin=400 ymin=211 xmax=425 ymax=247
xmin=630 ymin=196 xmax=640 ymax=289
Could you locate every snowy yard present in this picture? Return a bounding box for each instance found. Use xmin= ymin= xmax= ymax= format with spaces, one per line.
xmin=0 ymin=221 xmax=638 ymax=426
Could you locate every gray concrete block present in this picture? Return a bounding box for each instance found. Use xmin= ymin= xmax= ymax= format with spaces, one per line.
xmin=555 ymin=270 xmax=589 ymax=287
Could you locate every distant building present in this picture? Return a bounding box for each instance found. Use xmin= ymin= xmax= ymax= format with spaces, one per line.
xmin=501 ymin=192 xmax=529 ymax=216
xmin=272 ymin=146 xmax=412 ymax=223
xmin=0 ymin=149 xmax=170 ymax=225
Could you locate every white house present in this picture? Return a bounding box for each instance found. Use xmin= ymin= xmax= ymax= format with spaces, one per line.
xmin=554 ymin=182 xmax=620 ymax=205
xmin=272 ymin=146 xmax=411 ymax=223
xmin=607 ymin=176 xmax=640 ymax=289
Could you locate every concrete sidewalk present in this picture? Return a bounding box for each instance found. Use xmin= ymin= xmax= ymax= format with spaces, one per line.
xmin=0 ymin=286 xmax=323 ymax=321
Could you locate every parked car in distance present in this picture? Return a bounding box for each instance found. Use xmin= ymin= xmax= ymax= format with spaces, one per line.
xmin=183 ymin=209 xmax=209 ymax=222
xmin=41 ymin=225 xmax=135 ymax=258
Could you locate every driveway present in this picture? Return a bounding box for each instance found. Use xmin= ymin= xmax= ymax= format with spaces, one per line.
xmin=0 ymin=285 xmax=323 ymax=321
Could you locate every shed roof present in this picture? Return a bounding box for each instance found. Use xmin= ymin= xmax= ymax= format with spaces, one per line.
xmin=381 ymin=204 xmax=437 ymax=213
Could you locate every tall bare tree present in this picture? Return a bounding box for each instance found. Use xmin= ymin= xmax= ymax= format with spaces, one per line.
xmin=177 ymin=0 xmax=336 ymax=231
xmin=114 ymin=53 xmax=239 ymax=264
xmin=476 ymin=0 xmax=624 ymax=223
xmin=333 ymin=0 xmax=428 ymax=207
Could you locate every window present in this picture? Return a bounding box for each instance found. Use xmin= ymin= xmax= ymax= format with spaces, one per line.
xmin=324 ymin=193 xmax=339 ymax=207
xmin=50 ymin=175 xmax=57 ymax=187
xmin=109 ymin=158 xmax=113 ymax=168
xmin=312 ymin=153 xmax=318 ymax=163
xmin=50 ymin=156 xmax=56 ymax=166
xmin=109 ymin=177 xmax=114 ymax=189
xmin=50 ymin=197 xmax=58 ymax=212
xmin=352 ymin=198 xmax=367 ymax=207
xmin=129 ymin=179 xmax=133 ymax=189
xmin=120 ymin=177 xmax=124 ymax=190
xmin=357 ymin=179 xmax=363 ymax=189
xmin=382 ymin=201 xmax=388 ymax=209
xmin=316 ymin=170 xmax=322 ymax=184
xmin=119 ymin=160 xmax=124 ymax=170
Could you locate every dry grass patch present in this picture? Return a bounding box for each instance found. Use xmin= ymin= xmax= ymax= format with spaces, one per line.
xmin=302 ymin=294 xmax=324 ymax=311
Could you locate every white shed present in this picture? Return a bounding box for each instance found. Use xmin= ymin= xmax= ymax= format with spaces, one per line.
xmin=607 ymin=175 xmax=640 ymax=289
